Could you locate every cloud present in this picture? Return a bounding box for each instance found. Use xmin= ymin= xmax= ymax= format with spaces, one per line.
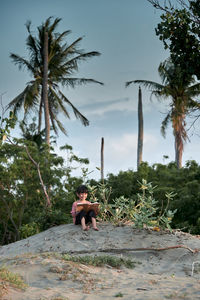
xmin=79 ymin=97 xmax=137 ymax=116
xmin=102 ymin=133 xmax=158 ymax=173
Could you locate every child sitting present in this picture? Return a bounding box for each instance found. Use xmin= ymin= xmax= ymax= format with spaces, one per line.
xmin=71 ymin=185 xmax=99 ymax=231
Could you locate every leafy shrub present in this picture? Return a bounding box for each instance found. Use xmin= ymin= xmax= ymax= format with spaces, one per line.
xmin=19 ymin=222 xmax=39 ymax=239
xmin=90 ymin=179 xmax=176 ymax=231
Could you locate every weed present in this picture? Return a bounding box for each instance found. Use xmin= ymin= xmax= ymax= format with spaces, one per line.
xmin=0 ymin=266 xmax=27 ymax=290
xmin=115 ymin=292 xmax=124 ymax=297
xmin=62 ymin=254 xmax=135 ymax=269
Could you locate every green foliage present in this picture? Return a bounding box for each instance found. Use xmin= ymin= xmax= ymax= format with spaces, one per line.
xmin=114 ymin=292 xmax=124 ymax=297
xmin=110 ymin=196 xmax=131 ymax=224
xmin=19 ymin=222 xmax=39 ymax=239
xmin=88 ymin=179 xmax=176 ymax=230
xmin=88 ymin=183 xmax=113 ymax=222
xmin=155 ymin=2 xmax=200 ymax=80
xmin=0 ymin=111 xmax=17 ymax=143
xmin=131 ymin=180 xmax=176 ymax=231
xmin=62 ymin=254 xmax=135 ymax=269
xmin=0 ymin=267 xmax=27 ymax=290
xmin=102 ymin=160 xmax=200 ymax=233
xmin=1 ymin=116 xmax=200 ymax=245
xmin=0 ymin=135 xmax=88 ymax=245
xmin=36 ymin=209 xmax=71 ymax=231
xmin=131 ymin=179 xmax=158 ymax=228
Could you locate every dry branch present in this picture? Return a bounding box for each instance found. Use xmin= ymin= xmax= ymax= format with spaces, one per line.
xmin=69 ymin=244 xmax=199 ymax=255
xmin=25 ymin=146 xmax=51 ymax=207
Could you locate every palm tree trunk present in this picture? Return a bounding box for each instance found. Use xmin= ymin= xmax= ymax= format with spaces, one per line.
xmin=137 ymin=86 xmax=143 ymax=170
xmin=175 ymin=133 xmax=183 ymax=169
xmin=42 ymin=31 xmax=50 ymax=146
xmin=38 ymin=100 xmax=43 ymax=134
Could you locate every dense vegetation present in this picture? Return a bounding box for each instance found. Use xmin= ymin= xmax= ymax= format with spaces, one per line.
xmin=1 ymin=119 xmax=200 ymax=246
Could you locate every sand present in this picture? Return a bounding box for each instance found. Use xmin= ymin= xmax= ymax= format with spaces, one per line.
xmin=0 ymin=223 xmax=200 ymax=299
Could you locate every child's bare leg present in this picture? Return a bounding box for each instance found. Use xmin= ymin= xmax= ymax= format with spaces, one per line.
xmin=81 ymin=217 xmax=89 ymax=231
xmin=91 ymin=217 xmax=99 ymax=231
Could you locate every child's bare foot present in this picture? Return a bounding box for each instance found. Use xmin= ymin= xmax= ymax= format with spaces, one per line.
xmin=83 ymin=226 xmax=90 ymax=231
xmin=92 ymin=227 xmax=99 ymax=231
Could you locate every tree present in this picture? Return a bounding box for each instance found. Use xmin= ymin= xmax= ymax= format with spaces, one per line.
xmin=7 ymin=17 xmax=103 ymax=145
xmin=126 ymin=59 xmax=200 ymax=168
xmin=147 ymin=0 xmax=200 ymax=80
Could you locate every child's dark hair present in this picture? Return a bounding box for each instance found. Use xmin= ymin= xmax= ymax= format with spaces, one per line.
xmin=76 ymin=185 xmax=88 ymax=194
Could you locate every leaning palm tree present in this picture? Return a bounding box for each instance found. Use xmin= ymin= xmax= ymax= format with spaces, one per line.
xmin=126 ymin=59 xmax=200 ymax=168
xmin=7 ymin=17 xmax=103 ymax=145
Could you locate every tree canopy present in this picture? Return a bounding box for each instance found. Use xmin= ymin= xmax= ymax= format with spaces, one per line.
xmin=8 ymin=17 xmax=103 ymax=143
xmin=148 ymin=0 xmax=200 ymax=80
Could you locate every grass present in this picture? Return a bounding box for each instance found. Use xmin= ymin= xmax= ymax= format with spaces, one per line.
xmin=39 ymin=297 xmax=69 ymax=300
xmin=164 ymin=292 xmax=188 ymax=299
xmin=115 ymin=292 xmax=124 ymax=297
xmin=0 ymin=266 xmax=27 ymax=298
xmin=0 ymin=266 xmax=27 ymax=290
xmin=62 ymin=254 xmax=135 ymax=269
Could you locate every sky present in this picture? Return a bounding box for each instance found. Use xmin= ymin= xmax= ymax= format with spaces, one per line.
xmin=0 ymin=0 xmax=200 ymax=180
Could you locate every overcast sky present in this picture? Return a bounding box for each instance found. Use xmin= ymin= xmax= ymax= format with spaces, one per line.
xmin=0 ymin=0 xmax=200 ymax=180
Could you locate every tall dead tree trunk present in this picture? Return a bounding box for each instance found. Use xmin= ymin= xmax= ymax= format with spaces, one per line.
xmin=101 ymin=137 xmax=104 ymax=183
xmin=137 ymin=86 xmax=143 ymax=170
xmin=42 ymin=31 xmax=50 ymax=146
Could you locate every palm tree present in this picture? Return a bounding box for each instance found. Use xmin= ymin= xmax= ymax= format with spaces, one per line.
xmin=126 ymin=59 xmax=200 ymax=168
xmin=7 ymin=17 xmax=103 ymax=145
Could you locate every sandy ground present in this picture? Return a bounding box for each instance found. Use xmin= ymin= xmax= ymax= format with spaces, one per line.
xmin=0 ymin=223 xmax=200 ymax=300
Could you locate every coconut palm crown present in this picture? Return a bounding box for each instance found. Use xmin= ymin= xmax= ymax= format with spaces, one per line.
xmin=126 ymin=59 xmax=200 ymax=168
xmin=8 ymin=17 xmax=103 ymax=138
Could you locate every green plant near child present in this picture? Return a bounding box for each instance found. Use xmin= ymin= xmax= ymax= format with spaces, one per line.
xmin=157 ymin=191 xmax=177 ymax=231
xmin=89 ymin=182 xmax=136 ymax=225
xmin=110 ymin=196 xmax=131 ymax=224
xmin=88 ymin=183 xmax=113 ymax=222
xmin=89 ymin=179 xmax=176 ymax=230
xmin=131 ymin=179 xmax=177 ymax=231
xmin=131 ymin=179 xmax=158 ymax=228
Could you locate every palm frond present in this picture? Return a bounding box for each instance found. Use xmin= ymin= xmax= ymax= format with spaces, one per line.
xmin=48 ymin=101 xmax=67 ymax=136
xmin=10 ymin=54 xmax=35 ymax=74
xmin=60 ymin=77 xmax=103 ymax=88
xmin=48 ymin=87 xmax=70 ymax=119
xmin=59 ymin=90 xmax=89 ymax=126
xmin=6 ymin=87 xmax=29 ymax=115
xmin=6 ymin=82 xmax=40 ymax=116
xmin=126 ymin=79 xmax=164 ymax=91
xmin=62 ymin=37 xmax=83 ymax=55
xmin=161 ymin=113 xmax=171 ymax=138
xmin=26 ymin=34 xmax=40 ymax=66
xmin=186 ymin=82 xmax=200 ymax=97
xmin=64 ymin=51 xmax=101 ymax=70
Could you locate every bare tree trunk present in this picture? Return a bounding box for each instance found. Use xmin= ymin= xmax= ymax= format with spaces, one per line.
xmin=137 ymin=86 xmax=143 ymax=170
xmin=101 ymin=137 xmax=104 ymax=183
xmin=25 ymin=146 xmax=51 ymax=207
xmin=42 ymin=31 xmax=50 ymax=146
